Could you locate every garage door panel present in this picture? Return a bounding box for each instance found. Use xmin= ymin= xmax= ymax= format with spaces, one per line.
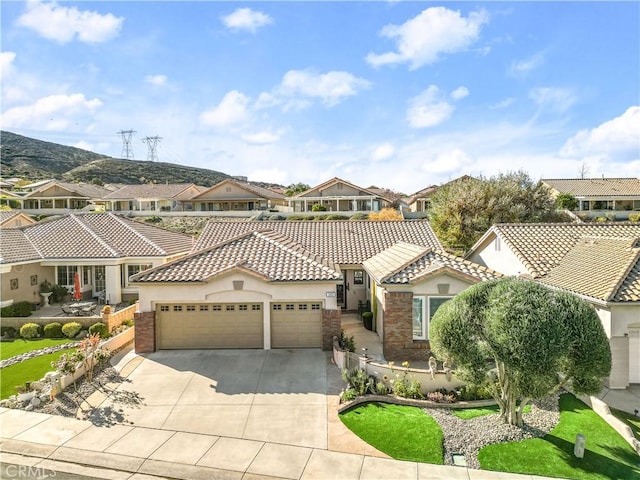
xmin=157 ymin=303 xmax=263 ymax=349
xmin=271 ymin=302 xmax=322 ymax=348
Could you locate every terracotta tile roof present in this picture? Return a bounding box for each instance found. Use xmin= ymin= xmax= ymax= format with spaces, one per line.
xmin=131 ymin=230 xmax=342 ymax=283
xmin=0 ymin=229 xmax=42 ymax=264
xmin=538 ymin=236 xmax=640 ymax=302
xmin=25 ymin=181 xmax=113 ymax=199
xmin=194 ymin=220 xmax=442 ymax=264
xmin=542 ymin=178 xmax=640 ymax=197
xmin=294 ymin=177 xmax=390 ymax=200
xmin=1 ymin=213 xmax=192 ymax=263
xmin=190 ymin=179 xmax=285 ymax=201
xmin=364 ymin=242 xmax=502 ymax=285
xmin=103 ymin=183 xmax=200 ymax=200
xmin=0 ymin=211 xmax=20 ymax=223
xmin=483 ymin=223 xmax=640 ymax=278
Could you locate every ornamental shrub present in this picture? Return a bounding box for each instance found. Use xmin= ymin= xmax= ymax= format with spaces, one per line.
xmin=629 ymin=213 xmax=640 ymax=222
xmin=349 ymin=213 xmax=369 ymax=220
xmin=1 ymin=326 xmax=17 ymax=338
xmin=43 ymin=322 xmax=63 ymax=338
xmin=325 ymin=214 xmax=349 ymax=220
xmin=20 ymin=323 xmax=40 ymax=339
xmin=88 ymin=322 xmax=109 ymax=338
xmin=62 ymin=322 xmax=82 ymax=338
xmin=311 ymin=203 xmax=327 ymax=212
xmin=0 ymin=301 xmax=33 ymax=317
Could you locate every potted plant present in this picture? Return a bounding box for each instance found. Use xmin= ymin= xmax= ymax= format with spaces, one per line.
xmin=39 ymin=280 xmax=53 ymax=306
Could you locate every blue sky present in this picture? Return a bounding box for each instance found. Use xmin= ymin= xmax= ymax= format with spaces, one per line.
xmin=1 ymin=1 xmax=639 ymax=193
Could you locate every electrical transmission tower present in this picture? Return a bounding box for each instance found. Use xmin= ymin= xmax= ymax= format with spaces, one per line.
xmin=117 ymin=130 xmax=136 ymax=159
xmin=142 ymin=135 xmax=162 ymax=162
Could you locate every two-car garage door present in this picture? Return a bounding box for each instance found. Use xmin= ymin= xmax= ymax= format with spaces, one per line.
xmin=156 ymin=301 xmax=322 ymax=349
xmin=157 ymin=303 xmax=263 ymax=349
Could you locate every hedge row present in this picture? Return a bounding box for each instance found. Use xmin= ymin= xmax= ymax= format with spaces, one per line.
xmin=1 ymin=321 xmax=110 ymax=340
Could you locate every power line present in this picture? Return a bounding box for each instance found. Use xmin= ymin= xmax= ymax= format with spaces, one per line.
xmin=117 ymin=129 xmax=136 ymax=159
xmin=142 ymin=135 xmax=162 ymax=161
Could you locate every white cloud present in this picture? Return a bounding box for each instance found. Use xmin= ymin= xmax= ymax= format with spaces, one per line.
xmin=242 ymin=131 xmax=281 ymax=145
xmin=366 ymin=7 xmax=488 ymax=69
xmin=491 ymin=97 xmax=515 ymax=110
xmin=510 ymin=52 xmax=545 ymax=75
xmin=0 ymin=51 xmax=16 ymax=80
xmin=17 ymin=1 xmax=124 ymax=44
xmin=272 ymin=69 xmax=370 ymax=109
xmin=529 ymin=87 xmax=577 ymax=114
xmin=560 ymin=106 xmax=640 ymax=158
xmin=199 ymin=90 xmax=250 ymax=129
xmin=421 ymin=148 xmax=474 ymax=174
xmin=407 ymin=85 xmax=454 ymax=128
xmin=221 ymin=8 xmax=273 ymax=33
xmin=451 ymin=86 xmax=469 ymax=100
xmin=370 ymin=142 xmax=395 ymax=162
xmin=1 ymin=93 xmax=102 ymax=130
xmin=144 ymin=74 xmax=167 ymax=86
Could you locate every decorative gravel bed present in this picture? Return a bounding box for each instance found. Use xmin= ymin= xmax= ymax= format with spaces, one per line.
xmin=425 ymin=393 xmax=561 ymax=468
xmin=0 ymin=342 xmax=80 ymax=369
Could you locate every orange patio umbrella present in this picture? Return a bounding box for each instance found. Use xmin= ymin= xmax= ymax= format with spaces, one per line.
xmin=73 ymin=271 xmax=82 ymax=301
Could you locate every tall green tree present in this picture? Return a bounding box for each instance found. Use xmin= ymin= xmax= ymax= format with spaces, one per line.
xmin=428 ymin=172 xmax=557 ymax=253
xmin=429 ymin=278 xmax=611 ymax=427
xmin=284 ymin=182 xmax=310 ymax=196
xmin=555 ymin=192 xmax=579 ymax=210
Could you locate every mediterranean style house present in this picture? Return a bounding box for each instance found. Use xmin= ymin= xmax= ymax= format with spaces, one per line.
xmin=19 ymin=181 xmax=114 ymax=214
xmin=0 ymin=211 xmax=36 ymax=229
xmin=287 ymin=177 xmax=394 ymax=213
xmin=131 ymin=219 xmax=501 ymax=359
xmin=189 ymin=179 xmax=287 ymax=212
xmin=467 ymin=222 xmax=640 ymax=389
xmin=103 ymin=183 xmax=202 ymax=212
xmin=542 ymin=177 xmax=640 ymax=220
xmin=0 ymin=213 xmax=192 ymax=308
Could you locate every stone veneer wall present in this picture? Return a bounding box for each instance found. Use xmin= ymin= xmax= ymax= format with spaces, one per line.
xmin=383 ymin=291 xmax=429 ymax=361
xmin=134 ymin=311 xmax=156 ymax=353
xmin=322 ymin=308 xmax=341 ymax=351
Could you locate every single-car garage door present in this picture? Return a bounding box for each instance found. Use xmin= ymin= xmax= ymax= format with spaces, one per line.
xmin=157 ymin=303 xmax=263 ymax=349
xmin=271 ymin=302 xmax=322 ymax=348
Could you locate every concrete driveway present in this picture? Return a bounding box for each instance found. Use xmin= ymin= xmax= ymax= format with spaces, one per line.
xmin=92 ymin=349 xmax=329 ymax=449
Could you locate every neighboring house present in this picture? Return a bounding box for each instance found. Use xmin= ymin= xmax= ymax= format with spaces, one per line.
xmin=189 ymin=179 xmax=286 ymax=212
xmin=131 ymin=219 xmax=500 ymax=358
xmin=542 ymin=177 xmax=640 ymax=220
xmin=0 ymin=190 xmax=25 ymax=210
xmin=21 ymin=181 xmax=113 ymax=213
xmin=0 ymin=211 xmax=36 ymax=228
xmin=467 ymin=223 xmax=640 ymax=389
xmin=288 ymin=177 xmax=393 ymax=213
xmin=406 ymin=175 xmax=474 ymax=215
xmin=363 ymin=242 xmax=502 ymax=360
xmin=103 ymin=183 xmax=202 ymax=212
xmin=0 ymin=213 xmax=192 ymax=308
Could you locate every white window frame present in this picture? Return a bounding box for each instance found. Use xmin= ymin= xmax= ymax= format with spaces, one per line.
xmin=412 ymin=295 xmax=453 ymax=341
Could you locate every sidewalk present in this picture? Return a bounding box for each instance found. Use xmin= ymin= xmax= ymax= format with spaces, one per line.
xmin=0 ymin=344 xmax=552 ymax=480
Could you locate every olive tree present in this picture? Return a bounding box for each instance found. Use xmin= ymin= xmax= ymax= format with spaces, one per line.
xmin=429 ymin=277 xmax=611 ymax=427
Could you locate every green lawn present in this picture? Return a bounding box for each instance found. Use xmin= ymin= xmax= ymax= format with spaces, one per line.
xmin=339 ymin=402 xmax=444 ymax=463
xmin=1 ymin=350 xmax=75 ymax=399
xmin=478 ymin=394 xmax=640 ymax=480
xmin=0 ymin=338 xmax=75 ymax=361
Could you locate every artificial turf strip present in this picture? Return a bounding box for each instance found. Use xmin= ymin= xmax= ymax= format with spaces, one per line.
xmin=0 ymin=350 xmax=75 ymax=399
xmin=0 ymin=338 xmax=75 ymax=361
xmin=478 ymin=393 xmax=640 ymax=480
xmin=339 ymin=402 xmax=444 ymax=464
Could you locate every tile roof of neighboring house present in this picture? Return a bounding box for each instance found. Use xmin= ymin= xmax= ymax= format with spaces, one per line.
xmin=0 ymin=213 xmax=192 ymax=263
xmin=364 ymin=242 xmax=502 ymax=285
xmin=103 ymin=183 xmax=200 ymax=200
xmin=538 ymin=236 xmax=640 ymax=302
xmin=542 ymin=178 xmax=640 ymax=197
xmin=0 ymin=211 xmax=34 ymax=228
xmin=131 ymin=230 xmax=342 ymax=283
xmin=190 ymin=179 xmax=285 ymax=200
xmin=0 ymin=229 xmax=42 ymax=264
xmin=472 ymin=223 xmax=640 ymax=278
xmin=25 ymin=181 xmax=113 ymax=199
xmin=0 ymin=211 xmax=20 ymax=223
xmin=194 ymin=220 xmax=442 ymax=264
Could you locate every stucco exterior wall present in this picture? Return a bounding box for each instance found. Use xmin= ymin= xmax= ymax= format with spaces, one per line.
xmin=1 ymin=263 xmax=54 ymax=306
xmin=468 ymin=235 xmax=526 ymax=276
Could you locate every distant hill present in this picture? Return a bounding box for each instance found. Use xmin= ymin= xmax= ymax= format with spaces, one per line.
xmin=0 ymin=131 xmax=233 ymax=187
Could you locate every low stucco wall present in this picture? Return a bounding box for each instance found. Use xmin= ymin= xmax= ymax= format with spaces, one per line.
xmin=580 ymin=395 xmax=640 ymax=455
